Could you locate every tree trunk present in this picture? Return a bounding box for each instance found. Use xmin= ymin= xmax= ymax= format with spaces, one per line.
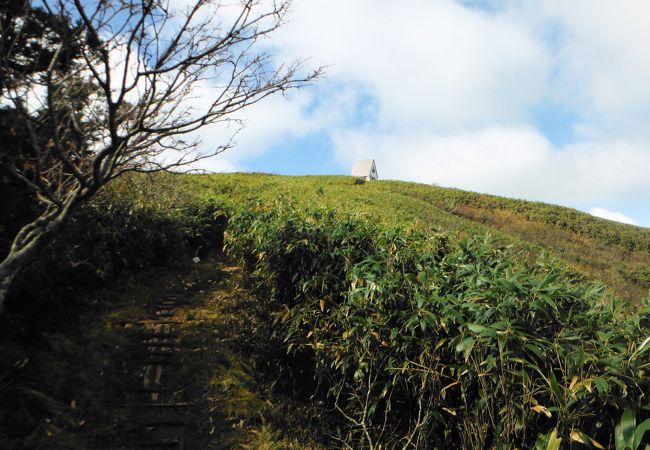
xmin=0 ymin=211 xmax=69 ymax=315
xmin=0 ymin=229 xmax=51 ymax=315
xmin=0 ymin=192 xmax=83 ymax=315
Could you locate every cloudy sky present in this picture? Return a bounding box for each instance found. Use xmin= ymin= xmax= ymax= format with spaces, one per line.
xmin=196 ymin=0 xmax=650 ymax=227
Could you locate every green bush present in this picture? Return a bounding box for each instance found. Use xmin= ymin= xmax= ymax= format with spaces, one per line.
xmin=0 ymin=177 xmax=228 ymax=446
xmin=226 ymin=199 xmax=650 ymax=449
xmin=6 ymin=183 xmax=227 ymax=314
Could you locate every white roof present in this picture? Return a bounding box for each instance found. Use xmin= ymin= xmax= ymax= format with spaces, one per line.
xmin=351 ymin=159 xmax=377 ymax=177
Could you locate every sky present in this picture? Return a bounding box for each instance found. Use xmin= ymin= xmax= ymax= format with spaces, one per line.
xmin=193 ymin=0 xmax=650 ymax=228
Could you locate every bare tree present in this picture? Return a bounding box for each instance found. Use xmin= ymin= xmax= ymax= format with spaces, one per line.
xmin=0 ymin=0 xmax=320 ymax=312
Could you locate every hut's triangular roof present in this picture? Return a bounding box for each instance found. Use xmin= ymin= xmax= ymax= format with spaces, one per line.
xmin=351 ymin=159 xmax=377 ymax=178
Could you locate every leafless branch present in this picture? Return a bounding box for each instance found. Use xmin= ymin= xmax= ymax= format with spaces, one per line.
xmin=0 ymin=0 xmax=322 ymax=312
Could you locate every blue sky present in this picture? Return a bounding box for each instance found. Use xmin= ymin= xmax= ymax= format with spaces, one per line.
xmin=195 ymin=0 xmax=650 ymax=227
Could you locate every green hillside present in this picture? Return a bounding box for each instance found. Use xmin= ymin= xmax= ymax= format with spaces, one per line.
xmin=3 ymin=171 xmax=650 ymax=448
xmin=181 ymin=173 xmax=650 ymax=303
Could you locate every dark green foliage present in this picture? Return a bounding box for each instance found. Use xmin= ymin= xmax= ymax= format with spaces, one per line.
xmin=57 ymin=196 xmax=225 ymax=279
xmin=0 ymin=334 xmax=82 ymax=449
xmin=2 ymin=171 xmax=649 ymax=448
xmin=0 ymin=176 xmax=228 ymax=447
xmin=0 ymin=108 xmax=40 ymax=257
xmin=226 ymin=199 xmax=650 ymax=449
xmin=5 ymin=177 xmax=228 ymax=314
xmin=0 ymin=0 xmax=82 ymax=84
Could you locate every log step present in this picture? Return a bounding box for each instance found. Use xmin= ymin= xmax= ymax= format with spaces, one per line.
xmin=137 ymin=439 xmax=181 ymax=448
xmin=137 ymin=320 xmax=181 ymax=325
xmin=142 ymin=341 xmax=177 ymax=347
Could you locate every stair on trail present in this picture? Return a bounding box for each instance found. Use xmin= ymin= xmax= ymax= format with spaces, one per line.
xmin=119 ymin=295 xmax=192 ymax=450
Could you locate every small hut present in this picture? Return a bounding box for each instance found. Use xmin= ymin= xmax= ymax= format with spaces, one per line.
xmin=351 ymin=159 xmax=378 ymax=181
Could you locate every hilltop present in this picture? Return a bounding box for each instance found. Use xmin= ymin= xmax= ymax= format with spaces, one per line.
xmin=181 ymin=173 xmax=650 ymax=303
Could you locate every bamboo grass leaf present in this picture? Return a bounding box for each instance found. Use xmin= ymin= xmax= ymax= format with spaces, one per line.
xmin=616 ymin=409 xmax=637 ymax=450
xmin=633 ymin=419 xmax=650 ymax=450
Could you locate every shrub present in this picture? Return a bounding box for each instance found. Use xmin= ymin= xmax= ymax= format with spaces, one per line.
xmin=226 ymin=199 xmax=650 ymax=449
xmin=0 ymin=176 xmax=228 ymax=446
xmin=6 ymin=185 xmax=227 ymax=315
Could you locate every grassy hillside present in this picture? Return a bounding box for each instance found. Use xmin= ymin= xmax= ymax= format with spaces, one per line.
xmin=2 ymin=171 xmax=649 ymax=448
xmin=222 ymin=193 xmax=650 ymax=448
xmin=181 ymin=173 xmax=650 ymax=302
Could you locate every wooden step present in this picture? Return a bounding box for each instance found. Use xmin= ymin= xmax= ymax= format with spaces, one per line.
xmin=142 ymin=341 xmax=177 ymax=347
xmin=128 ymin=402 xmax=193 ymax=408
xmin=136 ymin=320 xmax=181 ymax=325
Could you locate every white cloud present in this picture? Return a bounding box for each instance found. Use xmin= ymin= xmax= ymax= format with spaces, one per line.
xmin=512 ymin=0 xmax=650 ymax=139
xmin=190 ymin=93 xmax=311 ymax=172
xmin=272 ymin=0 xmax=650 ymax=223
xmin=589 ymin=207 xmax=638 ymax=226
xmin=331 ymin=126 xmax=650 ymax=206
xmin=275 ymin=0 xmax=550 ymax=130
xmin=193 ymin=81 xmax=366 ymax=172
xmin=273 ymin=0 xmax=650 ymax=138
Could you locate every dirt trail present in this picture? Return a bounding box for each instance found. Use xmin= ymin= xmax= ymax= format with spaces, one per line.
xmin=99 ymin=261 xmax=221 ymax=449
xmin=97 ymin=258 xmax=321 ymax=449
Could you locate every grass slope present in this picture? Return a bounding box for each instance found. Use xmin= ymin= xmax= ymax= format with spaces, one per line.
xmin=182 ymin=173 xmax=650 ymax=302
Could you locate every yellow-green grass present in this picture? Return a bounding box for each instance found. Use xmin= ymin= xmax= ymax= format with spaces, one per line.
xmin=178 ymin=173 xmax=650 ymax=302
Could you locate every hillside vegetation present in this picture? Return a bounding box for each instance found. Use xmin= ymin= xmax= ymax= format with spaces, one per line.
xmin=182 ymin=173 xmax=650 ymax=302
xmin=2 ymin=172 xmax=650 ymax=448
xmin=224 ymin=198 xmax=650 ymax=448
xmin=181 ymin=172 xmax=650 ymax=446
